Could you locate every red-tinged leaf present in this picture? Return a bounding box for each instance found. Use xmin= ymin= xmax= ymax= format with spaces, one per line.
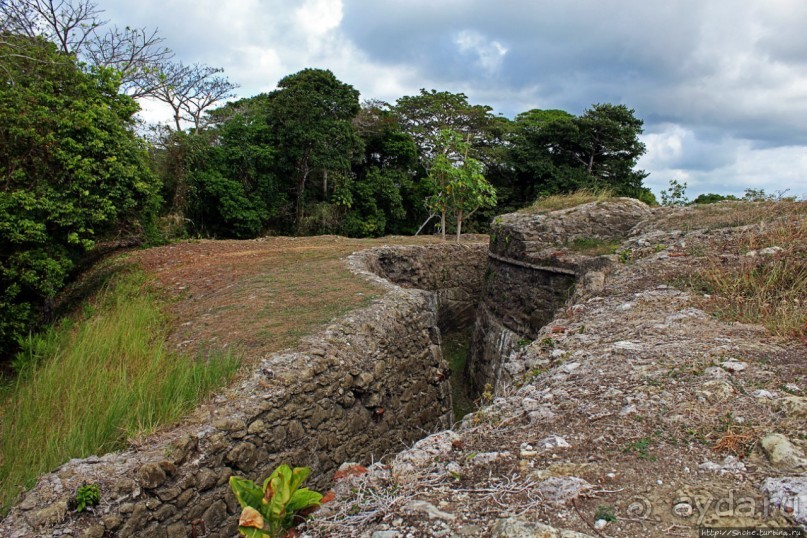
xmin=333 ymin=464 xmax=367 ymax=481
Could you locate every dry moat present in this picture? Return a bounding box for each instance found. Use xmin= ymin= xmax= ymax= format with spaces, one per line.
xmin=3 ymin=198 xmax=805 ymax=538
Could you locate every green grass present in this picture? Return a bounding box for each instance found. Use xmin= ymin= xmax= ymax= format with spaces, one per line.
xmin=0 ymin=266 xmax=240 ymax=512
xmin=565 ymin=237 xmax=621 ymax=256
xmin=441 ymin=328 xmax=475 ymax=420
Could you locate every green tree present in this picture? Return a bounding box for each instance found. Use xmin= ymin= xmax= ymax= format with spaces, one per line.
xmin=348 ymin=100 xmax=421 ymax=236
xmin=394 ymin=89 xmax=499 ymax=168
xmin=660 ymin=179 xmax=689 ymax=206
xmin=573 ymin=103 xmax=648 ymax=194
xmin=509 ymin=109 xmax=580 ymax=203
xmin=150 ymin=95 xmax=285 ymax=239
xmin=508 ymin=104 xmax=649 ymax=201
xmin=692 ymin=193 xmax=739 ymax=204
xmin=426 ymin=130 xmax=496 ymax=241
xmin=0 ymin=36 xmax=159 ymax=356
xmin=265 ymin=68 xmax=361 ymax=232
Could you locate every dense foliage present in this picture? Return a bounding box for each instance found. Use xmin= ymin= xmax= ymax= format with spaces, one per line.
xmin=149 ymin=80 xmax=652 ymax=241
xmin=1 ymin=37 xmax=652 ymax=359
xmin=0 ymin=36 xmax=159 ymax=354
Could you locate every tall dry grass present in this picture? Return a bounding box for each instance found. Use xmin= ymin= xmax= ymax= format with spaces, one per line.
xmin=520 ymin=188 xmax=614 ymax=214
xmin=685 ymin=207 xmax=806 ymax=339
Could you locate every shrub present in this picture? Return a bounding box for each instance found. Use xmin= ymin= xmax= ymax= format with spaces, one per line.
xmin=0 ymin=36 xmax=159 ymax=356
xmin=230 ymin=465 xmax=323 ymax=537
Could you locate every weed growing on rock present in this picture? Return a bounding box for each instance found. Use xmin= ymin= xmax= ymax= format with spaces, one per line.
xmin=565 ymin=237 xmax=621 ymax=256
xmin=230 ymin=465 xmax=323 ymax=538
xmin=595 ymin=504 xmax=618 ymax=522
xmin=683 ymin=213 xmax=806 ymax=339
xmin=71 ymin=483 xmax=100 ymax=513
xmin=522 ymin=189 xmax=614 ymax=214
xmin=623 ymin=437 xmax=654 ymax=460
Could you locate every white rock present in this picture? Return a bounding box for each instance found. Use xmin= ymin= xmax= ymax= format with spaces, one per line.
xmin=467 ymin=452 xmax=510 ymax=467
xmin=753 ymin=389 xmax=775 ymax=399
xmin=538 ymin=436 xmax=571 ymax=449
xmin=699 ymin=456 xmax=746 ymax=476
xmin=613 ymin=340 xmax=642 ymax=351
xmin=560 ymin=362 xmax=580 ymax=373
xmin=704 ymin=366 xmax=728 ymax=378
xmin=550 ymin=349 xmax=566 ymax=359
xmin=528 ymin=407 xmax=558 ymax=423
xmin=593 ymin=519 xmax=608 ymax=530
xmin=720 ymin=360 xmax=748 ymax=373
xmin=521 ymin=398 xmax=542 ymax=412
xmin=537 ymin=476 xmax=592 ymax=505
xmin=760 ymin=477 xmax=807 ymax=526
xmin=403 ymin=500 xmax=456 ymax=521
xmin=490 ymin=517 xmax=595 ymax=537
xmin=760 ymin=433 xmax=807 ymax=470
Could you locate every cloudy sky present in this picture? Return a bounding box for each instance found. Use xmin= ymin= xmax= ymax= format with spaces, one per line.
xmin=105 ymin=0 xmax=807 ymax=199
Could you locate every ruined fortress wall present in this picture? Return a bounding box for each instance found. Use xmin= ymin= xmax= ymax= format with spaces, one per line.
xmin=1 ymin=243 xmax=488 ymax=538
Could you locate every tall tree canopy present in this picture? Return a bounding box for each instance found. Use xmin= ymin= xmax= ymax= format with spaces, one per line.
xmin=265 ymin=68 xmax=362 ymax=232
xmin=394 ymin=89 xmax=499 ymax=167
xmin=0 ymin=36 xmax=159 ymax=353
xmin=509 ymin=103 xmax=649 ymax=200
xmin=345 ymin=101 xmax=420 ymax=236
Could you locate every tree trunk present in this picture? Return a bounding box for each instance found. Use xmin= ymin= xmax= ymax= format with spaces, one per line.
xmin=455 ymin=209 xmax=463 ymax=242
xmin=295 ymin=163 xmax=310 ymax=232
xmin=440 ymin=209 xmax=446 ymax=241
xmin=323 ymin=169 xmax=328 ymax=197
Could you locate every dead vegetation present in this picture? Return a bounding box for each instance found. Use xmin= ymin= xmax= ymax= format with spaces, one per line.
xmin=677 ymin=202 xmax=807 ymax=340
xmin=129 ymin=235 xmax=489 ymax=364
xmin=520 ymin=188 xmax=614 ymax=214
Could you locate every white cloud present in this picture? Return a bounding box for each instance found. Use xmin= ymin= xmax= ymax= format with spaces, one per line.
xmin=294 ymin=0 xmax=343 ymax=37
xmin=102 ymin=0 xmax=807 ymax=197
xmin=454 ymin=30 xmax=508 ymax=73
xmin=642 ymin=134 xmax=807 ymax=199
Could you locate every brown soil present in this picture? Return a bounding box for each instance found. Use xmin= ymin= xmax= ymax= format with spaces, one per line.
xmin=128 ymin=235 xmax=479 ymax=363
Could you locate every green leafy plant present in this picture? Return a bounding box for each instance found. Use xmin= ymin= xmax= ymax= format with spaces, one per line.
xmin=595 ymin=504 xmax=618 ymax=522
xmin=74 ymin=483 xmax=100 ymax=513
xmin=538 ymin=337 xmax=555 ymax=350
xmin=230 ymin=465 xmax=323 ymax=537
xmin=623 ymin=437 xmax=654 ymax=460
xmin=660 ymin=179 xmax=689 ymax=206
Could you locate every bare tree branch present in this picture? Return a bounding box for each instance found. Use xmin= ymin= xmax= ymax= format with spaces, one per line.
xmin=84 ymin=25 xmax=173 ymax=98
xmin=10 ymin=0 xmax=106 ymax=55
xmin=1 ymin=0 xmax=177 ymax=99
xmin=0 ymin=0 xmax=41 ymax=37
xmin=152 ymin=62 xmax=238 ymax=132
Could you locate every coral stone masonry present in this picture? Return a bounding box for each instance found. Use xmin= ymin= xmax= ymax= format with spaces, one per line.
xmin=2 ymin=198 xmax=805 ymax=538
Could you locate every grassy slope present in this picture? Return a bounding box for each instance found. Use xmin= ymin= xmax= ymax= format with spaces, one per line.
xmin=0 ymin=235 xmax=461 ymax=512
xmin=0 ymin=266 xmax=239 ymax=512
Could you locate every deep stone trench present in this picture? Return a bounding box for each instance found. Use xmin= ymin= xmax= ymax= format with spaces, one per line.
xmin=1 ymin=242 xmax=580 ymax=537
xmin=365 ymin=243 xmax=578 ymax=420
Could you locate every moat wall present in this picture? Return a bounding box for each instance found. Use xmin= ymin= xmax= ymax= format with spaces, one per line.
xmin=1 ymin=199 xmax=652 ymax=537
xmin=0 ymin=244 xmax=487 ymax=538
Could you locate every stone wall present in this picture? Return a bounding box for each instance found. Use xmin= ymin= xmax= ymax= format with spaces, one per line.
xmin=359 ymin=243 xmax=488 ymax=331
xmin=467 ymin=198 xmax=652 ymax=395
xmin=0 ymin=243 xmax=487 ymax=538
